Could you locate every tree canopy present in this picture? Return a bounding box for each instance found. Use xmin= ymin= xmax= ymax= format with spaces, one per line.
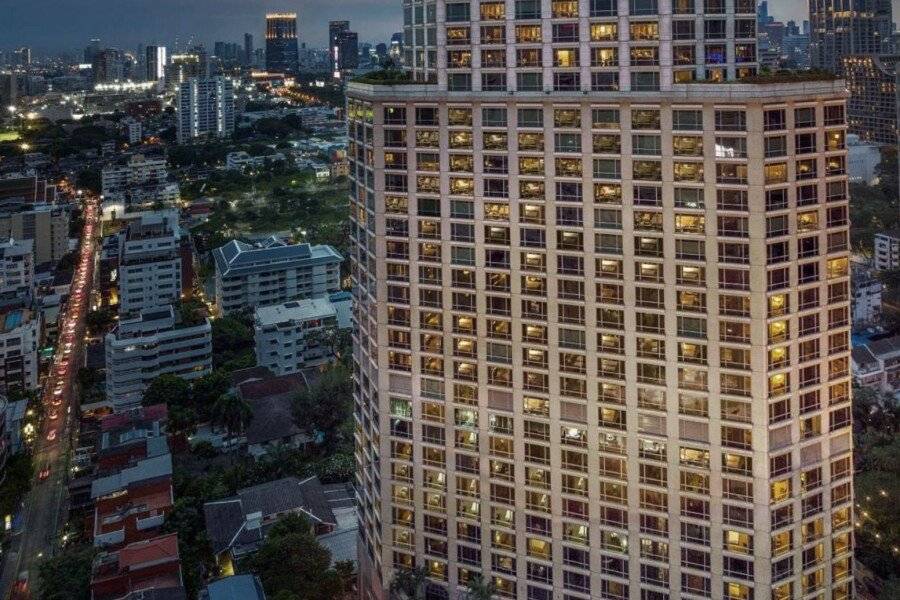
xmin=243 ymin=514 xmax=353 ymax=600
xmin=37 ymin=545 xmax=95 ymax=600
xmin=293 ymin=365 xmax=353 ymax=447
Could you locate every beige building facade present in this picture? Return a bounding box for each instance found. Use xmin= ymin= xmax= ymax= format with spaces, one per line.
xmin=349 ymin=3 xmax=854 ymax=600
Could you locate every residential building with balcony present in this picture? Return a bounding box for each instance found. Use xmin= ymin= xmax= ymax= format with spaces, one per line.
xmin=0 ymin=307 xmax=39 ymax=393
xmin=115 ymin=213 xmax=183 ymax=316
xmin=212 ymin=239 xmax=342 ymax=316
xmin=254 ymin=295 xmax=347 ymax=376
xmin=874 ymin=230 xmax=900 ymax=271
xmin=105 ymin=306 xmax=212 ymax=412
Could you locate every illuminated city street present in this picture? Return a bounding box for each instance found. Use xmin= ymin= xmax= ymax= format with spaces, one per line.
xmin=0 ymin=188 xmax=99 ymax=599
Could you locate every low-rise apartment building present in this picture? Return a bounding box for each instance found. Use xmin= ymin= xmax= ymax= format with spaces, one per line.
xmin=253 ymin=296 xmax=344 ymax=376
xmin=212 ymin=239 xmax=342 ymax=315
xmin=105 ymin=306 xmax=211 ymax=411
xmin=875 ymin=231 xmax=900 ymax=271
xmin=90 ymin=533 xmax=184 ymax=600
xmin=101 ymin=154 xmax=180 ymax=221
xmin=0 ymin=307 xmax=39 ymax=393
xmin=115 ymin=213 xmax=182 ymax=316
xmin=0 ymin=238 xmax=34 ymax=303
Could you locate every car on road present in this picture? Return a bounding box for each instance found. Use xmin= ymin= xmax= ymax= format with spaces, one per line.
xmin=48 ymin=410 xmax=59 ymax=420
xmin=39 ymin=465 xmax=51 ymax=480
xmin=46 ymin=429 xmax=57 ymax=442
xmin=10 ymin=570 xmax=29 ymax=600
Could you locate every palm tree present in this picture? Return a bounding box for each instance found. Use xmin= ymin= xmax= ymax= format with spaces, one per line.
xmin=389 ymin=566 xmax=428 ymax=600
xmin=210 ymin=393 xmax=253 ymax=438
xmin=462 ymin=574 xmax=496 ymax=600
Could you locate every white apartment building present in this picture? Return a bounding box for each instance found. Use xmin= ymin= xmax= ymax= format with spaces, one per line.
xmin=101 ymin=154 xmax=179 ymax=220
xmin=874 ymin=231 xmax=900 ymax=271
xmin=102 ymin=154 xmax=169 ymax=198
xmin=124 ymin=118 xmax=143 ymax=144
xmin=115 ymin=213 xmax=182 ymax=316
xmin=851 ymin=264 xmax=883 ymax=327
xmin=0 ymin=308 xmax=39 ymax=393
xmin=254 ymin=296 xmax=341 ymax=376
xmin=0 ymin=238 xmax=34 ymax=302
xmin=212 ymin=239 xmax=342 ymax=316
xmin=845 ymin=133 xmax=881 ymax=185
xmin=225 ymin=151 xmax=286 ymax=171
xmin=105 ymin=306 xmax=212 ymax=411
xmin=177 ymin=77 xmax=235 ymax=144
xmin=348 ymin=2 xmax=853 ymax=600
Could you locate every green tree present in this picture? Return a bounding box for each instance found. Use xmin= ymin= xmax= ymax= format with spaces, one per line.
xmin=293 ymin=365 xmax=353 ymax=447
xmin=192 ymin=370 xmax=232 ymax=412
xmin=85 ymin=308 xmax=115 ymax=336
xmin=210 ymin=393 xmax=253 ymax=437
xmin=389 ymin=566 xmax=429 ymax=600
xmin=75 ymin=169 xmax=101 ymax=194
xmin=464 ymin=574 xmax=497 ymax=600
xmin=243 ymin=514 xmax=350 ymax=600
xmin=211 ymin=315 xmax=254 ymax=371
xmin=142 ymin=374 xmax=192 ymax=409
xmin=36 ymin=544 xmax=95 ymax=600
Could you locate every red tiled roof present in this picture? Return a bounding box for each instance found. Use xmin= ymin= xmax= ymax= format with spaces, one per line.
xmin=101 ymin=404 xmax=168 ymax=431
xmin=119 ymin=533 xmax=179 ymax=569
xmin=237 ymin=373 xmax=307 ymax=402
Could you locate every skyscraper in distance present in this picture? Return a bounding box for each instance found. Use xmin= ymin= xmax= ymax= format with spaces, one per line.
xmin=145 ymin=45 xmax=166 ymax=82
xmin=244 ymin=33 xmax=254 ymax=67
xmin=176 ymin=77 xmax=234 ymax=144
xmin=330 ymin=20 xmax=359 ymax=77
xmin=348 ymin=1 xmax=854 ymax=600
xmin=809 ymin=0 xmax=893 ymax=73
xmin=265 ymin=12 xmax=299 ymax=74
xmin=84 ymin=39 xmax=101 ymax=65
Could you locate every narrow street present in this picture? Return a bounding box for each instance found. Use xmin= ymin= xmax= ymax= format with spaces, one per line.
xmin=1 ymin=190 xmax=100 ymax=599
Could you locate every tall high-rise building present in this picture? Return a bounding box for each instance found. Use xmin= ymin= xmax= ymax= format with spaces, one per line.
xmin=145 ymin=45 xmax=167 ymax=82
xmin=176 ymin=77 xmax=234 ymax=144
xmin=244 ymin=33 xmax=254 ymax=66
xmin=265 ymin=12 xmax=299 ymax=74
xmin=843 ymin=53 xmax=900 ymax=145
xmin=92 ymin=48 xmax=125 ymax=83
xmin=348 ymin=2 xmax=854 ymax=600
xmin=84 ymin=39 xmax=101 ymax=65
xmin=14 ymin=47 xmax=31 ymax=67
xmin=330 ymin=20 xmax=359 ymax=76
xmin=809 ymin=0 xmax=893 ymax=73
xmin=166 ymin=52 xmax=205 ymax=85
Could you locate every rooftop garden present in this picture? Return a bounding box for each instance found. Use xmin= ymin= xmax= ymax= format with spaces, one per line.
xmin=352 ymin=68 xmax=416 ymax=85
xmin=686 ymin=68 xmax=840 ymax=85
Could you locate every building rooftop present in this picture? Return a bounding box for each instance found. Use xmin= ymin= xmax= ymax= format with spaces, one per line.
xmin=851 ymin=345 xmax=879 ymax=370
xmin=0 ymin=307 xmax=32 ymax=333
xmin=203 ymin=575 xmax=267 ymax=600
xmin=203 ymin=476 xmax=335 ymax=555
xmin=866 ymin=335 xmax=900 ymax=358
xmin=213 ymin=240 xmax=342 ymax=278
xmin=91 ymin=453 xmax=173 ymax=499
xmin=255 ymin=296 xmax=336 ymax=327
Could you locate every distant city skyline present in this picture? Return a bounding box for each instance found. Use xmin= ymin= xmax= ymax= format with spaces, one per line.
xmin=2 ymin=0 xmax=899 ymax=54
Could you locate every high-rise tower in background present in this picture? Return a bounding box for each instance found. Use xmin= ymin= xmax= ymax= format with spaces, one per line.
xmin=809 ymin=0 xmax=893 ymax=74
xmin=349 ymin=1 xmax=854 ymax=600
xmin=145 ymin=45 xmax=167 ymax=82
xmin=265 ymin=12 xmax=299 ymax=74
xmin=244 ymin=33 xmax=254 ymax=67
xmin=330 ymin=20 xmax=360 ymax=78
xmin=176 ymin=77 xmax=234 ymax=144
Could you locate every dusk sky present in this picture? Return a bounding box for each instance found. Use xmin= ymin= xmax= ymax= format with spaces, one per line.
xmin=1 ymin=0 xmax=899 ymax=54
